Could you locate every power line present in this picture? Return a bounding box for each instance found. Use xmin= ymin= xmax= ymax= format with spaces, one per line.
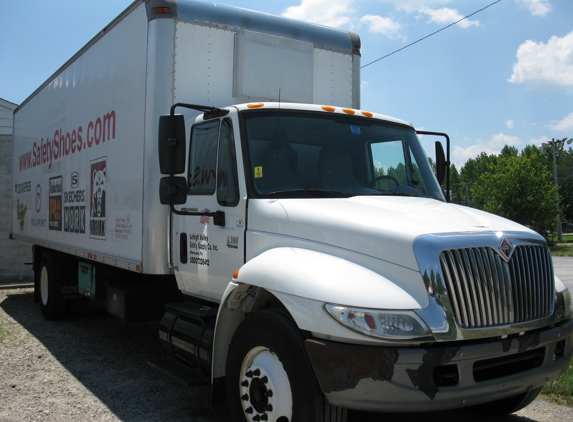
xmin=361 ymin=0 xmax=503 ymax=69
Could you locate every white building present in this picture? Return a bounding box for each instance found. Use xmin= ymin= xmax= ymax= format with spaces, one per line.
xmin=0 ymin=98 xmax=33 ymax=283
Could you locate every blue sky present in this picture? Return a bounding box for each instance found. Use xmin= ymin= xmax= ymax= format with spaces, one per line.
xmin=1 ymin=0 xmax=572 ymax=168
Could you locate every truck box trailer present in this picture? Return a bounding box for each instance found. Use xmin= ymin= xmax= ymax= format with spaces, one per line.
xmin=11 ymin=0 xmax=573 ymax=421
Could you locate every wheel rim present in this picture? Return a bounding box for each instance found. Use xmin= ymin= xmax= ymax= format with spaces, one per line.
xmin=239 ymin=346 xmax=293 ymax=422
xmin=40 ymin=265 xmax=49 ymax=306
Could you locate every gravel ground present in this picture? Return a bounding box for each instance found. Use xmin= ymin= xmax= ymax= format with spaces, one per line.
xmin=1 ymin=287 xmax=573 ymax=422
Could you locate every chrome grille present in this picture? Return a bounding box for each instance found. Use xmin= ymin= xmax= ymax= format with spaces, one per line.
xmin=440 ymin=246 xmax=554 ymax=329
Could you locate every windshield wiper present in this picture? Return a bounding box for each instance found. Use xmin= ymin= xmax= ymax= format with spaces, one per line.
xmin=376 ymin=192 xmax=417 ymax=197
xmin=267 ymin=188 xmax=346 ymax=198
xmin=371 ymin=190 xmax=425 ymax=198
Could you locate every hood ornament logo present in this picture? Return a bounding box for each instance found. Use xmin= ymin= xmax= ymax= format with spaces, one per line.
xmin=499 ymin=237 xmax=513 ymax=261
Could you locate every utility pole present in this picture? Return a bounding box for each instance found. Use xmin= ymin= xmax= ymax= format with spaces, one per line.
xmin=541 ymin=137 xmax=573 ymax=242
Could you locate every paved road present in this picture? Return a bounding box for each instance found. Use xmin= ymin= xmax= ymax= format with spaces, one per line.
xmin=554 ymin=256 xmax=573 ymax=293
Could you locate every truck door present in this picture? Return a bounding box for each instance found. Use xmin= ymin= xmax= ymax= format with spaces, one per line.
xmin=172 ymin=117 xmax=245 ymax=301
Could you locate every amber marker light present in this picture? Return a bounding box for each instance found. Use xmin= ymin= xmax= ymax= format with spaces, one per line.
xmin=322 ymin=106 xmax=336 ymax=112
xmin=247 ymin=103 xmax=265 ymax=109
xmin=364 ymin=314 xmax=377 ymax=330
xmin=342 ymin=108 xmax=356 ymax=115
xmin=233 ymin=269 xmax=240 ymax=279
xmin=156 ymin=7 xmax=170 ymax=14
xmin=361 ymin=111 xmax=374 ymax=117
xmin=136 ymin=265 xmax=141 ymax=272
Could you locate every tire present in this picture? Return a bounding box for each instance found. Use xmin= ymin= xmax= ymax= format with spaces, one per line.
xmin=226 ymin=309 xmax=347 ymax=422
xmin=38 ymin=251 xmax=68 ymax=320
xmin=469 ymin=386 xmax=542 ymax=415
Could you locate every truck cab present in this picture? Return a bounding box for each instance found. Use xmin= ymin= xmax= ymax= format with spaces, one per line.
xmin=158 ymin=101 xmax=573 ymax=421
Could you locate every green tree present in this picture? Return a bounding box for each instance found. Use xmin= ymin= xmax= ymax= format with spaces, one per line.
xmin=521 ymin=144 xmax=546 ymax=160
xmin=448 ymin=164 xmax=465 ymax=204
xmin=470 ymin=154 xmax=559 ymax=239
xmin=459 ymin=152 xmax=498 ymax=207
xmin=500 ymin=145 xmax=518 ymax=158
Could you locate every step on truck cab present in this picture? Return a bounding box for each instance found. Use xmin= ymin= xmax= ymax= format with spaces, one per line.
xmin=10 ymin=0 xmax=573 ymax=421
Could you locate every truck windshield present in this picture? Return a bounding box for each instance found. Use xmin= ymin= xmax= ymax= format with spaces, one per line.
xmin=241 ymin=110 xmax=445 ymax=201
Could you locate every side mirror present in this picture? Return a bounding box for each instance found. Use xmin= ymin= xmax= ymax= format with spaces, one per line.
xmin=159 ymin=177 xmax=187 ymax=205
xmin=158 ymin=114 xmax=186 ymax=174
xmin=435 ymin=141 xmax=446 ymax=186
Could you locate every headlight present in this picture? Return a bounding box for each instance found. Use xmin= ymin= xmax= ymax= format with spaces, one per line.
xmin=555 ymin=288 xmax=573 ymax=322
xmin=325 ymin=304 xmax=433 ymax=341
xmin=566 ymin=289 xmax=573 ymax=320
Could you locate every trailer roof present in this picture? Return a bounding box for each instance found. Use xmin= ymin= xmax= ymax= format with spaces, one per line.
xmin=167 ymin=0 xmax=360 ymax=55
xmin=16 ymin=0 xmax=360 ymax=112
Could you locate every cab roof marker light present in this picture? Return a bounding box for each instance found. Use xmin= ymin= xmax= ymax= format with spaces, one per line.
xmin=156 ymin=7 xmax=170 ymax=14
xmin=233 ymin=269 xmax=240 ymax=279
xmin=247 ymin=103 xmax=265 ymax=109
xmin=361 ymin=111 xmax=374 ymax=117
xmin=342 ymin=108 xmax=356 ymax=115
xmin=322 ymin=106 xmax=336 ymax=112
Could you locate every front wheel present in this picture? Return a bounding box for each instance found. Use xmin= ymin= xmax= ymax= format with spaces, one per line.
xmin=227 ymin=309 xmax=347 ymax=422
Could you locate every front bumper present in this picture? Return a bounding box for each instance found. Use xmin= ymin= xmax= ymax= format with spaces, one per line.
xmin=305 ymin=318 xmax=573 ymax=412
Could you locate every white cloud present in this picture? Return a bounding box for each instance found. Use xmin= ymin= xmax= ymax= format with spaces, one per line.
xmin=506 ymin=120 xmax=515 ymax=129
xmin=529 ymin=136 xmax=551 ymax=146
xmin=517 ymin=0 xmax=551 ymax=17
xmin=378 ymin=0 xmax=452 ymax=14
xmin=360 ymin=14 xmax=402 ymax=36
xmin=453 ymin=144 xmax=498 ymax=166
xmin=551 ymin=112 xmax=573 ymax=132
xmin=282 ymin=0 xmax=404 ymax=39
xmin=509 ymin=31 xmax=573 ymax=89
xmin=282 ymin=0 xmax=357 ymax=28
xmin=453 ymin=133 xmax=522 ymax=167
xmin=490 ymin=132 xmax=521 ymax=146
xmin=419 ymin=7 xmax=479 ymax=28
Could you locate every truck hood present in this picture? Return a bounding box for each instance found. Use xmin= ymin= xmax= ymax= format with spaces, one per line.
xmin=247 ymin=196 xmax=536 ymax=271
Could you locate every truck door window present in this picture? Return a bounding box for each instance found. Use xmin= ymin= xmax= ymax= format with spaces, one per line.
xmin=217 ymin=118 xmax=239 ymax=206
xmin=188 ymin=120 xmax=219 ymax=195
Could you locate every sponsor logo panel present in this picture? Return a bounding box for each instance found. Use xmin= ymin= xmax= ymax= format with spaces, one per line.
xmin=90 ymin=158 xmax=107 ymax=240
xmin=49 ymin=176 xmax=62 ymax=231
xmin=64 ymin=171 xmax=86 ymax=234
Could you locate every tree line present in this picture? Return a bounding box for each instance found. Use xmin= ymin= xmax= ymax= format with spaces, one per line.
xmin=445 ymin=144 xmax=573 ymax=242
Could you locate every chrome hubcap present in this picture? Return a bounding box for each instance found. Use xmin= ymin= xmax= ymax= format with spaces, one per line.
xmin=239 ymin=346 xmax=292 ymax=422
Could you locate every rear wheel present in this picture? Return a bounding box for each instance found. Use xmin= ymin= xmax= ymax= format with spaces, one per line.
xmin=227 ymin=309 xmax=347 ymax=422
xmin=469 ymin=387 xmax=542 ymax=415
xmin=38 ymin=252 xmax=67 ymax=320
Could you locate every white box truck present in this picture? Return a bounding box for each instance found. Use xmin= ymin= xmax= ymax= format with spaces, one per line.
xmin=11 ymin=1 xmax=573 ymax=421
